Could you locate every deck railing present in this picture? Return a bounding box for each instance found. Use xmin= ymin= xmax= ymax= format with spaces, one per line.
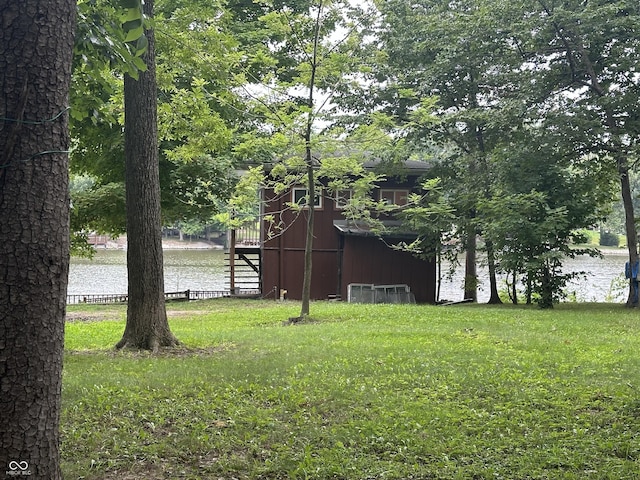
xmin=231 ymin=224 xmax=261 ymax=247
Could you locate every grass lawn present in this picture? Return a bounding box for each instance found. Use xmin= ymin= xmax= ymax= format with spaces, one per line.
xmin=62 ymin=300 xmax=640 ymax=479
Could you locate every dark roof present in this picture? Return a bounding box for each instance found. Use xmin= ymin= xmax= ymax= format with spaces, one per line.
xmin=362 ymin=159 xmax=431 ymax=175
xmin=262 ymin=155 xmax=432 ymax=176
xmin=333 ymin=220 xmax=418 ymax=240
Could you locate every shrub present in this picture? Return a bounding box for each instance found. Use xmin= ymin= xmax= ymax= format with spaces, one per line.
xmin=599 ymin=230 xmax=620 ymax=247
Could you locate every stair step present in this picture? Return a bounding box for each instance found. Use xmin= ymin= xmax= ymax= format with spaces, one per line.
xmin=225 ymin=247 xmax=262 ymax=292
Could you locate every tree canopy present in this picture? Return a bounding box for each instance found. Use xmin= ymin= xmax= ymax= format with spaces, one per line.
xmin=69 ymin=0 xmax=639 ymax=306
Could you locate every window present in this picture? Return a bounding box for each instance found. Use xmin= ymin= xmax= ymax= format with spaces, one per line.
xmin=380 ymin=189 xmax=409 ymax=206
xmin=292 ymin=187 xmax=322 ymax=208
xmin=334 ymin=189 xmax=353 ymax=209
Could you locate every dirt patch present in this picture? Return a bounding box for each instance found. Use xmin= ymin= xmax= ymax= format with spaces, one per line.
xmin=64 ymin=311 xmax=122 ymax=322
xmin=92 ymin=455 xmax=224 ymax=480
xmin=283 ymin=315 xmax=319 ymax=325
xmin=166 ymin=310 xmax=211 ymax=317
xmin=93 ymin=463 xmax=171 ymax=480
xmin=67 ymin=344 xmax=234 ymax=358
xmin=65 ymin=310 xmax=210 ymax=322
xmin=117 ymin=344 xmax=233 ymax=358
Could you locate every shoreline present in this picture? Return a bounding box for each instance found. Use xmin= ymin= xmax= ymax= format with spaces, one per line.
xmin=89 ymin=233 xmax=629 ymax=255
xmin=577 ymin=246 xmax=627 ymax=256
xmin=89 ymin=236 xmax=225 ymax=251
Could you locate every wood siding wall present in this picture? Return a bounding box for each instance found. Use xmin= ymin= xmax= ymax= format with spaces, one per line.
xmin=261 ymin=178 xmax=436 ymax=303
xmin=341 ymin=236 xmax=435 ymax=303
xmin=262 ymin=187 xmax=342 ymax=300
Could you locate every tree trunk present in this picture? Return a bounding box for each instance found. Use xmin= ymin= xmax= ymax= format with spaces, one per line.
xmin=436 ymin=243 xmax=442 ymax=303
xmin=116 ymin=0 xmax=178 ymax=350
xmin=538 ymin=261 xmax=554 ymax=309
xmin=485 ymin=239 xmax=502 ymax=304
xmin=463 ymin=227 xmax=478 ymax=302
xmin=618 ymin=157 xmax=639 ymax=307
xmin=296 ymin=3 xmax=323 ymax=321
xmin=0 ymin=1 xmax=75 ymax=477
xmin=299 ymin=162 xmax=315 ymax=318
xmin=526 ymin=273 xmax=533 ymax=304
xmin=509 ymin=270 xmax=518 ymax=304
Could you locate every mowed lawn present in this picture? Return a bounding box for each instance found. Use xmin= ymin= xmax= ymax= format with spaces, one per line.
xmin=62 ymin=300 xmax=640 ymax=479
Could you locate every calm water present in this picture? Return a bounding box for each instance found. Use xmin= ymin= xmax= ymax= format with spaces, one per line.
xmin=439 ymin=252 xmax=628 ymax=303
xmin=68 ymin=249 xmax=629 ymax=303
xmin=68 ymin=249 xmax=227 ymax=295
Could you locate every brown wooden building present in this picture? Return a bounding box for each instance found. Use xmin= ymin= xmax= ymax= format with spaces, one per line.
xmin=260 ymin=161 xmax=436 ymax=303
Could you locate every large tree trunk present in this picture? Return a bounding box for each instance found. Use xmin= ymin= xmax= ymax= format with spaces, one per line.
xmin=116 ymin=0 xmax=178 ymax=350
xmin=0 ymin=1 xmax=75 ymax=477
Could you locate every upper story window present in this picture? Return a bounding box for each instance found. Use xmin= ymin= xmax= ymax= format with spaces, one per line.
xmin=334 ymin=189 xmax=353 ymax=209
xmin=380 ymin=189 xmax=409 ymax=206
xmin=292 ymin=187 xmax=323 ymax=209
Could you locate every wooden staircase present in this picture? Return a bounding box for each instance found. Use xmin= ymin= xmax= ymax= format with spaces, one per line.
xmin=225 ymin=226 xmax=261 ymax=295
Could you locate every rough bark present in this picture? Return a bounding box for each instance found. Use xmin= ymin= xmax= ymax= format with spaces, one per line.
xmin=0 ymin=1 xmax=75 ymax=477
xmin=463 ymin=227 xmax=478 ymax=302
xmin=116 ymin=0 xmax=178 ymax=350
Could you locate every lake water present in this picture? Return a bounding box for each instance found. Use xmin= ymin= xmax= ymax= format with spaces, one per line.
xmin=441 ymin=252 xmax=628 ymax=303
xmin=68 ymin=249 xmax=228 ymax=296
xmin=68 ymin=249 xmax=629 ymax=303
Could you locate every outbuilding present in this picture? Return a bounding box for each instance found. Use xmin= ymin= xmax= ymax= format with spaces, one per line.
xmin=260 ymin=160 xmax=436 ymax=303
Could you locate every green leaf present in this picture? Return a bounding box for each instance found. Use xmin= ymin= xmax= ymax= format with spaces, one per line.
xmin=122 ymin=18 xmax=142 ymax=33
xmin=124 ymin=24 xmax=144 ymax=42
xmin=122 ymin=8 xmax=142 ymax=23
xmin=132 ymin=56 xmax=148 ymax=72
xmin=119 ymin=0 xmax=140 ymax=8
xmin=135 ymin=34 xmax=148 ymax=57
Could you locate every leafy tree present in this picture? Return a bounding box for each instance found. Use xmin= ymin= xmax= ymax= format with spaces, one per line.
xmin=235 ymin=0 xmax=377 ymax=320
xmin=70 ymin=0 xmax=138 ymax=253
xmin=358 ymin=0 xmax=629 ymax=307
xmin=0 ymin=0 xmax=76 ymax=476
xmin=70 ymin=0 xmax=240 ymax=250
xmin=225 ymin=0 xmax=313 ymax=82
xmin=481 ymin=130 xmax=616 ymax=307
xmin=510 ymin=0 xmax=640 ymax=305
xmin=115 ymin=0 xmax=179 ymax=350
xmin=367 ymin=0 xmax=529 ymax=303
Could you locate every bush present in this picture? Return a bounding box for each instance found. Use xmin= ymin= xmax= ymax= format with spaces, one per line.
xmin=599 ymin=230 xmax=620 ymax=247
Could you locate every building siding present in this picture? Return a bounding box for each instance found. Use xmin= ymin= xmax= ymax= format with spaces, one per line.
xmin=260 ymin=171 xmax=437 ymax=303
xmin=341 ymin=236 xmax=435 ymax=303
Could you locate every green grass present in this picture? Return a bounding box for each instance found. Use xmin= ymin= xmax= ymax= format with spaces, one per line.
xmin=62 ymin=300 xmax=640 ymax=479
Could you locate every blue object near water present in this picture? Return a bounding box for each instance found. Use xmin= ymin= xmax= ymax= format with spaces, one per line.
xmin=625 ymin=260 xmax=639 ymax=280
